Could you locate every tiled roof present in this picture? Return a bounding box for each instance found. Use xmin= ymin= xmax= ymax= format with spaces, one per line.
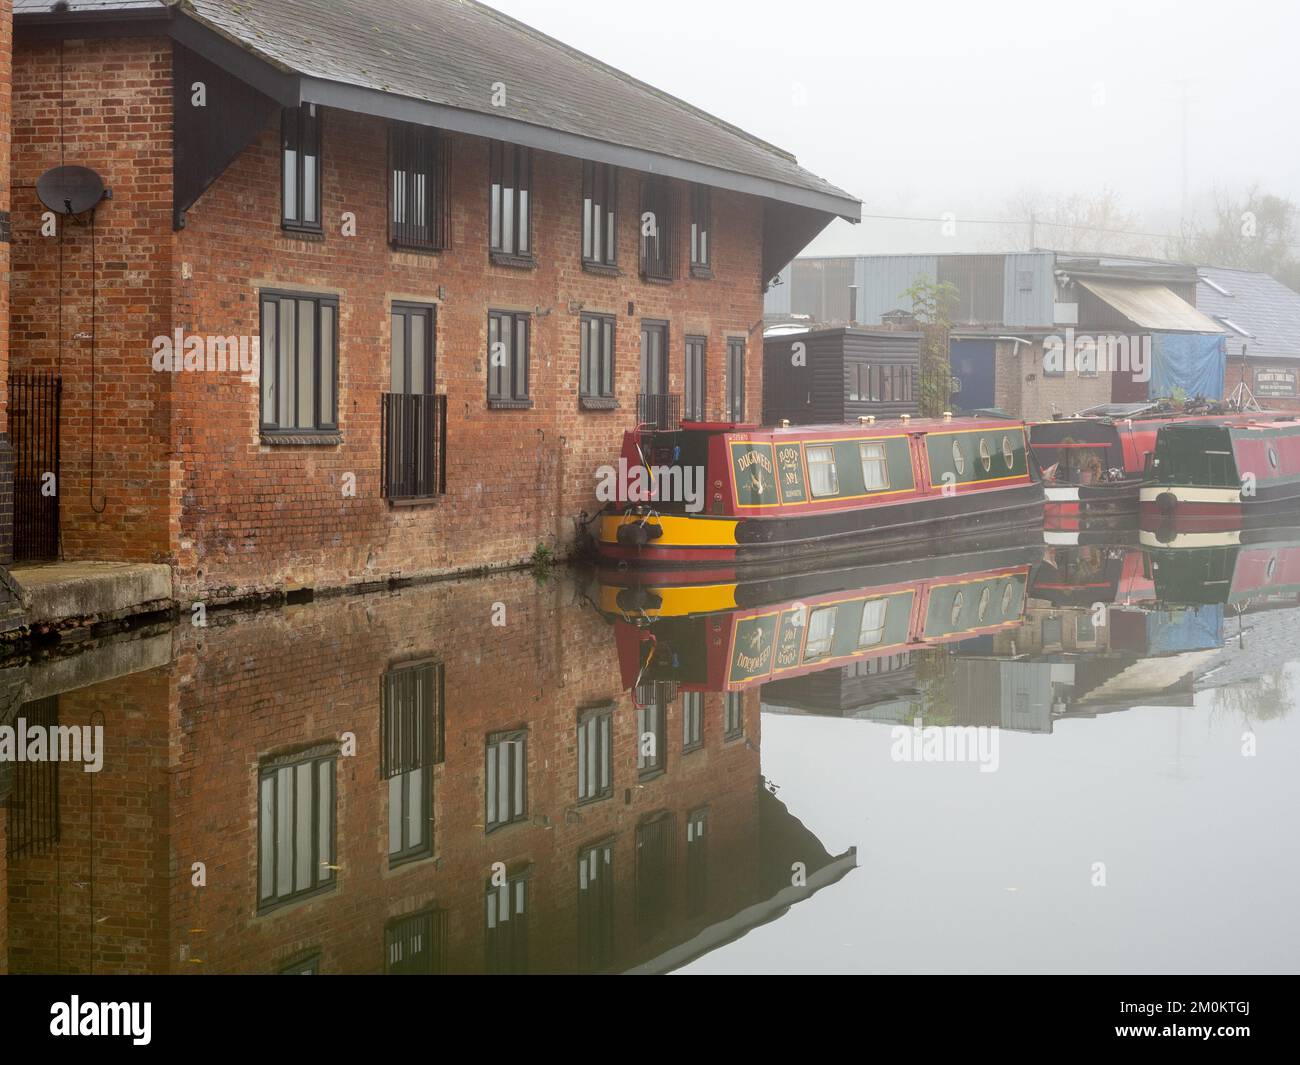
xmin=1196 ymin=266 xmax=1300 ymax=361
xmin=14 ymin=1 xmax=168 ymax=11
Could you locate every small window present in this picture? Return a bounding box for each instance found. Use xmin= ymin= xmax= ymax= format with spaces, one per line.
xmin=485 ymin=869 xmax=529 ymax=974
xmin=582 ymin=162 xmax=617 ymax=267
xmin=978 ymin=586 xmax=991 ymax=622
xmin=390 ymin=302 xmax=436 ymax=395
xmin=389 ymin=122 xmax=446 ymax=251
xmin=950 ymin=591 xmax=965 ymax=627
xmin=485 ymin=730 xmax=527 ymax=832
xmin=1076 ymin=613 xmax=1096 ymax=642
xmin=580 ymin=313 xmax=616 ymax=402
xmin=1002 ymin=435 xmax=1015 ymax=470
xmin=1269 ymin=447 xmax=1279 ymax=470
xmin=859 ymin=442 xmax=890 ymax=490
xmin=260 ymin=291 xmax=338 ymax=434
xmin=724 ymin=692 xmax=744 ymax=741
xmin=807 ymin=445 xmax=839 ymax=497
xmin=489 ymin=142 xmax=532 ymax=262
xmin=640 ymin=177 xmax=674 ymax=280
xmin=980 ymin=438 xmax=993 ymax=473
xmin=726 ymin=339 xmax=746 ymax=421
xmin=258 ymin=749 xmax=336 ymax=912
xmin=637 ymin=699 xmax=666 ymax=779
xmin=577 ymin=706 xmax=613 ymax=804
xmin=1001 ymin=582 xmax=1015 ymax=616
xmin=385 ymin=908 xmax=447 ymax=975
xmin=281 ymin=104 xmax=321 ymax=232
xmin=804 ymin=606 xmax=836 ymax=660
xmin=684 ymin=336 xmax=706 ymax=421
xmin=858 ymin=599 xmax=887 ymax=648
xmin=488 ymin=310 xmax=530 ymax=405
xmin=690 ymin=184 xmax=711 ymax=275
xmin=952 ymin=439 xmax=967 ymax=476
xmin=682 ymin=691 xmax=703 ymax=753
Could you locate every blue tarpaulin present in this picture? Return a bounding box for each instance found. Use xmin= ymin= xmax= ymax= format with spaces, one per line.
xmin=1150 ymin=332 xmax=1226 ymax=400
xmin=1146 ymin=604 xmax=1223 ymax=654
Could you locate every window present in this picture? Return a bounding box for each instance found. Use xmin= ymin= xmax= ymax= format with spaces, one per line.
xmin=682 ymin=691 xmax=703 ymax=753
xmin=390 ymin=303 xmax=436 ymax=395
xmin=726 ymin=339 xmax=746 ymax=421
xmin=281 ymin=104 xmax=321 ymax=232
xmin=577 ymin=705 xmax=613 ymax=804
xmin=260 ymin=291 xmax=338 ymax=435
xmin=580 ymin=313 xmax=616 ymax=404
xmin=389 ymin=122 xmax=446 ymax=250
xmin=382 ymin=661 xmax=442 ymax=867
xmin=859 ymin=442 xmax=890 ymax=490
xmin=690 ymin=184 xmax=711 ymax=275
xmin=1002 ymin=435 xmax=1015 ymax=470
xmin=859 ymin=599 xmax=887 ymax=648
xmin=385 ymin=908 xmax=447 ymax=975
xmin=258 ymin=748 xmax=336 ymax=912
xmin=804 ymin=606 xmax=836 ymax=660
xmin=489 ymin=141 xmax=531 ymax=261
xmin=485 ymin=869 xmax=529 ymax=974
xmin=487 ymin=310 xmax=530 ymax=405
xmin=582 ymin=161 xmax=617 ymax=267
xmin=640 ymin=177 xmax=674 ymax=280
xmin=980 ymin=438 xmax=993 ymax=473
xmin=637 ymin=699 xmax=665 ymax=779
xmin=577 ymin=841 xmax=615 ymax=970
xmin=952 ymin=438 xmax=967 ymax=476
xmin=724 ymin=692 xmax=744 ymax=741
xmin=640 ymin=321 xmax=668 ymax=396
xmin=1076 ymin=613 xmax=1096 ymax=642
xmin=485 ymin=730 xmax=527 ymax=832
xmin=279 ymin=953 xmax=321 ymax=975
xmin=686 ymin=808 xmax=709 ymax=916
xmin=807 ymin=445 xmax=839 ymax=497
xmin=684 ymin=336 xmax=706 ymax=421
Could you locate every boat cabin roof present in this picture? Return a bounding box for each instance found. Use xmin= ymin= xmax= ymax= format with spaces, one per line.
xmin=680 ymin=416 xmax=1024 ymax=438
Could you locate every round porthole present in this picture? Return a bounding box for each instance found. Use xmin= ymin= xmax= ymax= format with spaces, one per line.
xmin=980 ymin=438 xmax=993 ymax=473
xmin=978 ymin=586 xmax=991 ymax=622
xmin=952 ymin=439 xmax=967 ymax=476
xmin=1001 ymin=583 xmax=1015 ymax=616
xmin=1269 ymin=447 xmax=1279 ymax=470
xmin=1002 ymin=435 xmax=1015 ymax=469
xmin=1267 ymin=555 xmax=1278 ymax=579
xmin=950 ymin=591 xmax=965 ymax=627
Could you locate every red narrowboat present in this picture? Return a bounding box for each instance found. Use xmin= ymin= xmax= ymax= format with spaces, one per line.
xmin=594 ymin=415 xmax=1044 ymax=568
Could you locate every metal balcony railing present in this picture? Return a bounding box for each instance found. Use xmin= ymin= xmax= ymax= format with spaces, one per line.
xmin=636 ymin=392 xmax=681 ymax=431
xmin=382 ymin=392 xmax=447 ymax=501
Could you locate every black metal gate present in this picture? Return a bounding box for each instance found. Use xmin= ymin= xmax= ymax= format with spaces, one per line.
xmin=8 ymin=372 xmax=61 ymax=561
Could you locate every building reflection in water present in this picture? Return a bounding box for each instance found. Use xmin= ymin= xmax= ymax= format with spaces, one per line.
xmin=3 ymin=528 xmax=1296 ymax=973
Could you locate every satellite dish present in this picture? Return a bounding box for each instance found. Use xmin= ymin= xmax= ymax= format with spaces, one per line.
xmin=36 ymin=165 xmax=107 ymax=216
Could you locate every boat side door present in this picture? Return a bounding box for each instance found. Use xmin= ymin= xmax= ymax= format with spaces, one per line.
xmin=908 ymin=432 xmax=932 ymax=493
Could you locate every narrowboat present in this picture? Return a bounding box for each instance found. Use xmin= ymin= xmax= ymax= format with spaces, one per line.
xmin=594 ymin=414 xmax=1043 ymax=568
xmin=1139 ymin=533 xmax=1300 ymax=609
xmin=1140 ymin=416 xmax=1300 ymax=529
xmin=1031 ymin=402 xmax=1283 ymax=516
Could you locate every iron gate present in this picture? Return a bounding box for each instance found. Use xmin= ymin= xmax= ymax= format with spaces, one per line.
xmin=8 ymin=372 xmax=61 ymax=561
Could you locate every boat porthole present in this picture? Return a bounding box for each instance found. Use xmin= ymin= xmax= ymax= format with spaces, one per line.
xmin=1269 ymin=447 xmax=1279 ymax=470
xmin=1267 ymin=556 xmax=1278 ymax=579
xmin=1002 ymin=435 xmax=1015 ymax=469
xmin=950 ymin=591 xmax=964 ymax=626
xmin=978 ymin=586 xmax=991 ymax=621
xmin=980 ymin=438 xmax=992 ymax=473
xmin=1001 ymin=583 xmax=1015 ymax=616
xmin=952 ymin=439 xmax=966 ymax=476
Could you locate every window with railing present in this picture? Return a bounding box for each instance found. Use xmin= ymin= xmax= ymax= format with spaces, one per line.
xmin=489 ymin=142 xmax=532 ymax=264
xmin=381 ymin=392 xmax=446 ymax=501
xmin=385 ymin=908 xmax=447 ymax=975
xmin=389 ymin=122 xmax=448 ymax=251
xmin=689 ymin=184 xmax=711 ymax=277
xmin=486 ymin=867 xmax=530 ymax=974
xmin=686 ymin=807 xmax=709 ymax=916
xmin=582 ymin=161 xmax=618 ymax=269
xmin=578 ymin=840 xmax=615 ymax=971
xmin=640 ymin=177 xmax=674 ymax=280
xmin=382 ymin=660 xmax=443 ymax=867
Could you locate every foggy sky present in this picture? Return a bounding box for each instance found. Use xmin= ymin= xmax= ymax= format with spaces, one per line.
xmin=489 ymin=0 xmax=1300 ymax=256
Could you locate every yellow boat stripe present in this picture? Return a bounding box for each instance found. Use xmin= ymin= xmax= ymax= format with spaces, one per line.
xmin=599 ymin=513 xmax=740 ymax=547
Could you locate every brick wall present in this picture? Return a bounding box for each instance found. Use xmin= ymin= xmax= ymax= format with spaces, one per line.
xmin=4 ymin=570 xmax=767 ymax=974
xmin=0 ymin=0 xmax=13 ymax=564
xmin=8 ymin=35 xmax=174 ymax=564
xmin=994 ymin=338 xmax=1113 ymax=421
xmin=9 ymin=35 xmax=771 ymax=596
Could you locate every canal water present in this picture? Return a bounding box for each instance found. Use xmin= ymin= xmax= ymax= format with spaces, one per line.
xmin=1 ymin=529 xmax=1297 ymax=974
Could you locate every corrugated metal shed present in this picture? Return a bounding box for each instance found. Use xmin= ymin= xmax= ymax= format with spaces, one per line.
xmin=1002 ymin=252 xmax=1055 ymax=327
xmin=853 ymin=256 xmax=938 ymax=325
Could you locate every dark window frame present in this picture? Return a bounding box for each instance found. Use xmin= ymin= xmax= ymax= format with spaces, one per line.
xmin=485 ymin=729 xmax=529 ymax=833
xmin=388 ymin=122 xmax=448 ymax=252
xmin=582 ymin=161 xmax=618 ymax=271
xmin=577 ymin=704 xmax=614 ymax=805
xmin=390 ymin=302 xmax=437 ymax=396
xmin=684 ymin=335 xmax=707 ymax=422
xmin=489 ymin=141 xmax=534 ymax=266
xmin=485 ymin=866 xmax=531 ymax=974
xmin=686 ymin=806 xmax=710 ymax=916
xmin=580 ymin=312 xmax=617 ymax=407
xmin=385 ymin=907 xmax=448 ymax=975
xmin=259 ymin=289 xmax=340 ymax=438
xmin=382 ymin=660 xmax=443 ymax=868
xmin=637 ymin=698 xmax=667 ymax=781
xmin=726 ymin=337 xmax=747 ymax=422
xmin=682 ymin=691 xmax=704 ymax=753
xmin=640 ymin=319 xmax=670 ymax=397
xmin=577 ymin=839 xmax=615 ymax=970
xmin=689 ymin=184 xmax=712 ymax=277
xmin=487 ymin=309 xmax=532 ymax=407
xmin=257 ymin=746 xmax=338 ymax=914
xmin=281 ymin=104 xmax=323 ymax=234
xmin=640 ymin=177 xmax=675 ymax=281
xmin=724 ymin=692 xmax=745 ymax=742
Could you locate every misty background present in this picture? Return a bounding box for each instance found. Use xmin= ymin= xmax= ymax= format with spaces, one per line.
xmin=491 ymin=0 xmax=1300 ymax=275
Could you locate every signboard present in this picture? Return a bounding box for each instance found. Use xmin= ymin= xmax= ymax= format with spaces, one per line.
xmin=729 ymin=614 xmax=779 ymax=684
xmin=1255 ymin=367 xmax=1298 ymax=398
xmin=729 ymin=442 xmax=780 ymax=507
xmin=774 ymin=443 xmax=807 ymax=504
xmin=772 ymin=607 xmax=807 ymax=672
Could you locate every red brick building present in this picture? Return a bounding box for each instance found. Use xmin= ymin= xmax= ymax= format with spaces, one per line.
xmin=2 ymin=0 xmax=859 ymax=602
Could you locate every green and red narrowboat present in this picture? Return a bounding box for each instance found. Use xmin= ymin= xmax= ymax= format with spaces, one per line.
xmin=1140 ymin=416 xmax=1300 ymax=530
xmin=595 ymin=415 xmax=1043 ymax=568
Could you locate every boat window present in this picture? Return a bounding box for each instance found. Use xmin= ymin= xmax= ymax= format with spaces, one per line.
xmin=979 ymin=438 xmax=992 ymax=473
xmin=950 ymin=591 xmax=964 ymax=627
xmin=952 ymin=439 xmax=967 ymax=476
xmin=1001 ymin=583 xmax=1015 ymax=617
xmin=1002 ymin=435 xmax=1015 ymax=470
xmin=804 ymin=606 xmax=837 ymax=660
xmin=859 ymin=442 xmax=890 ymax=491
xmin=807 ymin=446 xmax=839 ymax=497
xmin=858 ymin=599 xmax=887 ymax=648
xmin=1269 ymin=447 xmax=1279 ymax=470
xmin=977 ymin=586 xmax=991 ymax=622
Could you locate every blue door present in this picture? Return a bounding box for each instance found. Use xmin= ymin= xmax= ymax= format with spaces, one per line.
xmin=950 ymin=339 xmax=995 ymax=411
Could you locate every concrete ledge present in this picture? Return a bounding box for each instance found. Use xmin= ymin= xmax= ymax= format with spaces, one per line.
xmin=9 ymin=561 xmax=175 ymax=628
